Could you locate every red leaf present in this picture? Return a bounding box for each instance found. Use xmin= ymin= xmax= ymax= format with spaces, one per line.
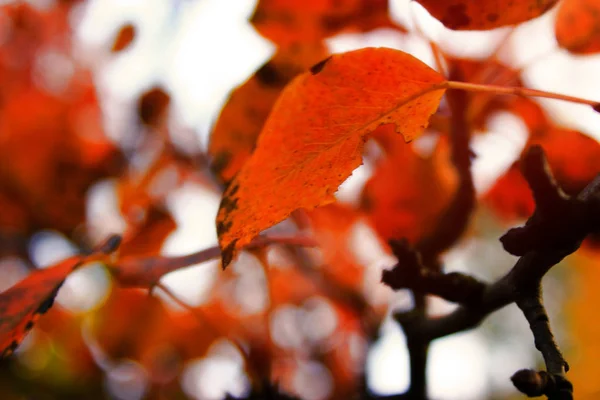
xmin=361 ymin=126 xmax=457 ymax=243
xmin=251 ymin=0 xmax=403 ymax=46
xmin=216 ymin=47 xmax=447 ymax=268
xmin=0 ymin=256 xmax=80 ymax=357
xmin=416 ymin=0 xmax=558 ymax=30
xmin=555 ymin=0 xmax=600 ymax=54
xmin=0 ymin=235 xmax=120 ymax=357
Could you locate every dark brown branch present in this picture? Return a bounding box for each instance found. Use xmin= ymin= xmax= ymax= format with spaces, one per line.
xmin=515 ymin=285 xmax=572 ymax=399
xmin=382 ymin=239 xmax=486 ymax=305
xmin=393 ymin=146 xmax=599 ymax=340
xmin=415 ymin=79 xmax=475 ymax=263
xmin=385 ymin=145 xmax=600 ymax=399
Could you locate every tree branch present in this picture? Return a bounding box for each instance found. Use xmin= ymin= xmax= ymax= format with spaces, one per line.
xmin=384 ymin=66 xmax=477 ymax=399
xmin=382 ymin=145 xmax=600 ymax=399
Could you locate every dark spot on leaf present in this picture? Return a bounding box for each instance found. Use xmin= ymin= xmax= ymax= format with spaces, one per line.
xmin=217 ymin=220 xmax=232 ymax=235
xmin=444 ymin=4 xmax=471 ymax=29
xmin=1 ymin=340 xmax=19 ymax=358
xmin=220 ymin=196 xmax=239 ymax=213
xmin=255 ymin=61 xmax=287 ymax=87
xmin=310 ymin=56 xmax=332 ymax=75
xmin=36 ymin=285 xmax=62 ymax=315
xmin=138 ymin=86 xmax=170 ymax=127
xmin=487 ymin=13 xmax=499 ymax=22
xmin=221 ymin=240 xmax=238 ymax=270
xmin=228 ymin=183 xmax=240 ymax=197
xmin=25 ymin=321 xmax=34 ymax=331
xmin=211 ymin=151 xmax=232 ymax=181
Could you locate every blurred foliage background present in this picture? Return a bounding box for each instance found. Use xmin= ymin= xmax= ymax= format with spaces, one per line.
xmin=1 ymin=0 xmax=600 ymax=399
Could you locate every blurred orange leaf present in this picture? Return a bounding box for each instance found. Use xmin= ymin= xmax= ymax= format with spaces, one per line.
xmin=91 ymin=288 xmax=217 ymax=365
xmin=0 ymin=257 xmax=76 ymax=358
xmin=118 ymin=206 xmax=177 ymax=259
xmin=566 ymin=251 xmax=600 ymax=397
xmin=483 ymin=162 xmax=534 ymax=221
xmin=251 ymin=0 xmax=403 ymax=46
xmin=417 ymin=0 xmax=558 ymax=30
xmin=484 ymin=127 xmax=600 ymax=221
xmin=555 ymin=0 xmax=600 ymax=54
xmin=216 ymin=47 xmax=446 ymax=268
xmin=0 ymin=235 xmax=119 ymax=357
xmin=532 ymin=127 xmax=600 ymax=195
xmin=361 ymin=125 xmax=457 ymax=243
xmin=0 ymin=81 xmax=121 ymax=235
xmin=111 ymin=23 xmax=136 ymax=52
xmin=209 ymin=42 xmax=329 ymax=184
xmin=306 ymin=204 xmax=369 ymax=289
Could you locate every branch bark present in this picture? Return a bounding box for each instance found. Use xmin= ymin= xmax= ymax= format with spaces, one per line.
xmin=382 ymin=144 xmax=600 ymax=399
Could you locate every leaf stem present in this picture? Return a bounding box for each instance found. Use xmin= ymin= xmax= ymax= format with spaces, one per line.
xmin=445 ymin=81 xmax=599 ymax=107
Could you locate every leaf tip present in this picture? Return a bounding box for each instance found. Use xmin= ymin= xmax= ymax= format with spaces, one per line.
xmin=220 ymin=240 xmax=238 ymax=270
xmin=309 ymin=56 xmax=332 ymax=75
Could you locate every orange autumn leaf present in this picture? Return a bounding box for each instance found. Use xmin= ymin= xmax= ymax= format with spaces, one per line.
xmin=416 ymin=0 xmax=558 ymax=30
xmin=531 ymin=127 xmax=600 ymax=195
xmin=209 ymin=42 xmax=329 ymax=184
xmin=555 ymin=0 xmax=600 ymax=54
xmin=0 ymin=235 xmax=119 ymax=357
xmin=111 ymin=23 xmax=136 ymax=53
xmin=216 ymin=47 xmax=447 ymax=268
xmin=0 ymin=82 xmax=121 ymax=235
xmin=484 ymin=128 xmax=600 ymax=222
xmin=483 ymin=162 xmax=534 ymax=221
xmin=0 ymin=258 xmax=75 ymax=358
xmin=117 ymin=147 xmax=185 ymax=224
xmin=251 ymin=0 xmax=402 ymax=46
xmin=90 ymin=288 xmax=219 ymax=364
xmin=306 ymin=203 xmax=373 ymax=289
xmin=118 ymin=206 xmax=177 ymax=259
xmin=361 ymin=125 xmax=457 ymax=243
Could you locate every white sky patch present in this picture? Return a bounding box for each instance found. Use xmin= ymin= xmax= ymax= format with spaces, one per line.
xmin=86 ymin=179 xmax=128 ymax=242
xmin=181 ymin=340 xmax=249 ymax=400
xmin=428 ymin=331 xmax=489 ymax=400
xmin=471 ymin=112 xmax=529 ymax=194
xmin=28 ymin=231 xmax=112 ymax=312
xmin=367 ymin=318 xmax=410 ymax=395
xmin=158 ymin=182 xmax=222 ymax=308
xmin=164 ymin=0 xmax=272 ymax=139
xmin=29 ymin=230 xmax=77 ymax=268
